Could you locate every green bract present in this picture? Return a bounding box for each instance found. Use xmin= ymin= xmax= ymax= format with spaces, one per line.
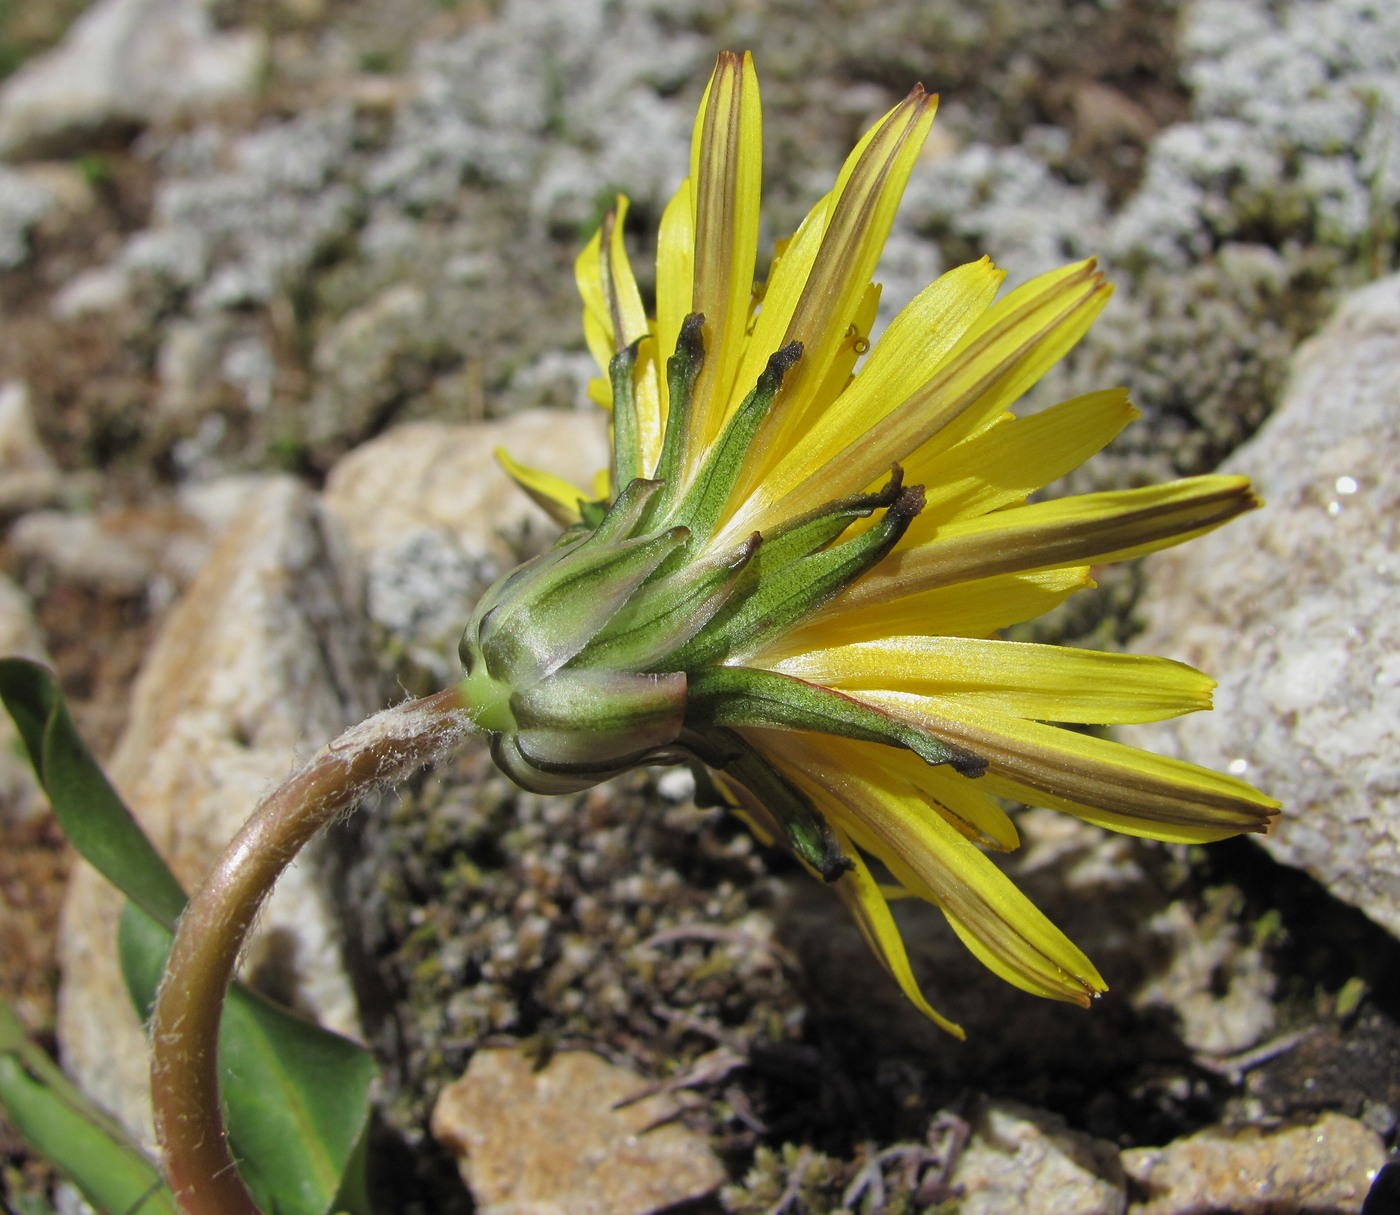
xmin=459 ymin=321 xmax=983 ymax=873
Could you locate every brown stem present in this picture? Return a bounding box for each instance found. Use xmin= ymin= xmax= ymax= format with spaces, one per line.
xmin=150 ymin=686 xmax=475 ymax=1215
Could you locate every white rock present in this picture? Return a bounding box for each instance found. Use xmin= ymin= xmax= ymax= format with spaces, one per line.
xmin=0 ymin=0 xmax=265 ymax=161
xmin=57 ymin=477 xmax=381 ymax=1141
xmin=50 ymin=263 xmax=131 ymax=319
xmin=1126 ymin=274 xmax=1400 ymax=938
xmin=950 ymin=1099 xmax=1126 ymax=1215
xmin=0 ymin=166 xmax=57 ymax=267
xmin=323 ymin=409 xmax=610 ymax=684
xmin=1132 ymin=901 xmax=1276 ymax=1058
xmin=9 ymin=511 xmax=153 ymax=597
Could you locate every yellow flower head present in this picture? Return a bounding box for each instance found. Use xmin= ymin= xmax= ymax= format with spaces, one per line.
xmin=463 ymin=51 xmax=1278 ymax=1036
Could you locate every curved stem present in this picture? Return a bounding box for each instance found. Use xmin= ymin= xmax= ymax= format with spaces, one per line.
xmin=150 ymin=686 xmax=475 ymax=1215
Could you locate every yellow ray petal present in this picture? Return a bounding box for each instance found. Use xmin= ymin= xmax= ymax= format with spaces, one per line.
xmin=723 ymin=89 xmax=907 ymax=416
xmin=576 ymin=196 xmax=664 ymax=482
xmin=859 ymin=694 xmax=1280 ymax=842
xmin=745 ymin=89 xmax=940 ymax=478
xmin=903 ymin=388 xmax=1139 ymax=535
xmin=772 ymin=638 xmax=1215 ymax=725
xmin=742 ymin=260 xmax=1111 ymax=534
xmin=764 ymin=733 xmax=1104 ymax=1004
xmin=844 ymin=475 xmax=1261 ymax=606
xmin=799 ymin=280 xmax=882 ymax=424
xmin=495 ymin=447 xmax=588 ymax=526
xmin=729 ymin=193 xmax=831 ymax=422
xmin=654 ymin=178 xmax=696 ymax=430
xmin=687 ymin=52 xmax=763 ymax=462
xmin=773 ymin=566 xmax=1094 ymax=654
xmin=575 ymin=197 xmax=648 ymax=355
xmin=821 ymin=735 xmax=1019 ymax=850
xmin=829 ymin=828 xmax=966 ymax=1036
xmin=740 ymin=257 xmax=1003 ymax=523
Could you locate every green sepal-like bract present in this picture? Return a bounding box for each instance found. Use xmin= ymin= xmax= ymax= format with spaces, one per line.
xmin=667 ymin=340 xmax=802 ymax=544
xmin=458 ymin=319 xmax=984 ymax=809
xmin=686 ymin=665 xmax=985 ymax=777
xmin=609 ymin=339 xmax=645 ymax=490
xmin=491 ymin=668 xmax=688 ymax=794
xmin=671 ymin=473 xmax=926 ymax=667
xmin=645 ymin=313 xmax=706 ymax=524
xmin=687 ymin=727 xmax=854 ymax=881
xmin=580 ymin=534 xmax=759 ymax=671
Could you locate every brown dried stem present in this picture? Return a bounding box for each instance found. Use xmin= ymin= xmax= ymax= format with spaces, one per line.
xmin=150 ymin=686 xmax=476 ymax=1215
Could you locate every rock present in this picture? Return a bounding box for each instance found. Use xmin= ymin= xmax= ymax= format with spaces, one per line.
xmin=0 ymin=166 xmax=57 ymax=268
xmin=0 ymin=573 xmax=53 ymax=827
xmin=9 ymin=511 xmax=154 ymax=598
xmin=1125 ymin=274 xmax=1400 ymax=939
xmin=1131 ymin=900 xmax=1276 ymax=1058
xmin=9 ymin=476 xmax=273 ymax=604
xmin=0 ymin=381 xmax=63 ymax=516
xmin=56 ymin=477 xmax=382 ymax=1141
xmin=430 ymin=1047 xmax=726 ymax=1215
xmin=0 ymin=0 xmax=265 ymax=161
xmin=1122 ymin=1112 xmax=1386 ymax=1215
xmin=948 ymin=1099 xmax=1126 ymax=1215
xmin=304 ymin=284 xmax=434 ymax=456
xmin=167 ymin=107 xmax=360 ymax=311
xmin=322 ymin=409 xmax=610 ymax=686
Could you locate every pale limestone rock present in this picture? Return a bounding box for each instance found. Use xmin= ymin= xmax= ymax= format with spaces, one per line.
xmin=1122 ymin=1112 xmax=1385 ymax=1215
xmin=305 ymin=283 xmax=431 ymax=452
xmin=1132 ymin=900 xmax=1276 ymax=1057
xmin=1126 ymin=273 xmax=1400 ymax=938
xmin=431 ymin=1047 xmax=726 ymax=1215
xmin=0 ymin=167 xmax=56 ymax=268
xmin=0 ymin=573 xmax=53 ymax=826
xmin=57 ymin=477 xmax=380 ymax=1141
xmin=323 ymin=409 xmax=610 ymax=684
xmin=949 ymin=1099 xmax=1126 ymax=1215
xmin=10 ymin=478 xmax=265 ymax=607
xmin=0 ymin=381 xmax=62 ymax=515
xmin=0 ymin=0 xmax=265 ymax=161
xmin=10 ymin=511 xmax=154 ymax=597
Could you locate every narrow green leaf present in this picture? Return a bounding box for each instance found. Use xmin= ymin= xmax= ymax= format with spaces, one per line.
xmin=0 ymin=658 xmax=375 ymax=1215
xmin=118 ymin=904 xmax=375 ymax=1215
xmin=0 ymin=658 xmax=186 ymax=929
xmin=0 ymin=1000 xmax=178 ymax=1215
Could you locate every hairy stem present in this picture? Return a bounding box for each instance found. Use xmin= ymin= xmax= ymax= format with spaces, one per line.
xmin=150 ymin=686 xmax=475 ymax=1215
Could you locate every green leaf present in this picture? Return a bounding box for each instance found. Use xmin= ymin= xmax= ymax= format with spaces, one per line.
xmin=0 ymin=657 xmax=186 ymax=929
xmin=0 ymin=999 xmax=179 ymax=1215
xmin=119 ymin=903 xmax=376 ymax=1215
xmin=0 ymin=658 xmax=374 ymax=1215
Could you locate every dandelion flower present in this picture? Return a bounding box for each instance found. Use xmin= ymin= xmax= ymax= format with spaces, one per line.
xmin=462 ymin=51 xmax=1278 ymax=1035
